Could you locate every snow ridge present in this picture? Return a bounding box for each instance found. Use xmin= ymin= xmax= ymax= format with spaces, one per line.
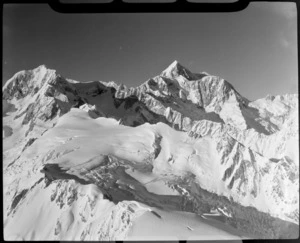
xmin=3 ymin=61 xmax=299 ymax=240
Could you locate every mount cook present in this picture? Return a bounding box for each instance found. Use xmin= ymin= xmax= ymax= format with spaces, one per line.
xmin=3 ymin=61 xmax=299 ymax=240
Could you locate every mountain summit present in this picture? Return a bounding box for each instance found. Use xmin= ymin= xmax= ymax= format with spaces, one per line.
xmin=160 ymin=60 xmax=205 ymax=80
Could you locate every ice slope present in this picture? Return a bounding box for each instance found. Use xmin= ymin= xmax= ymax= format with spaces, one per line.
xmin=250 ymin=94 xmax=298 ymax=130
xmin=127 ymin=209 xmax=244 ymax=241
xmin=3 ymin=108 xmax=298 ymax=239
xmin=3 ymin=61 xmax=299 ymax=239
xmin=4 ymin=108 xmax=249 ymax=240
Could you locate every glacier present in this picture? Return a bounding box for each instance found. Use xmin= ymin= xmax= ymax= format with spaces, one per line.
xmin=2 ymin=61 xmax=299 ymax=240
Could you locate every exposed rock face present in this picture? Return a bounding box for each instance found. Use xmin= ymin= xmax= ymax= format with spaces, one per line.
xmin=2 ymin=61 xmax=299 ymax=240
xmin=111 ymin=62 xmax=274 ymax=136
xmin=3 ymin=65 xmax=172 ymax=137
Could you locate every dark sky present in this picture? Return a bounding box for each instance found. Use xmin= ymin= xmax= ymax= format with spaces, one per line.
xmin=3 ymin=2 xmax=297 ymax=100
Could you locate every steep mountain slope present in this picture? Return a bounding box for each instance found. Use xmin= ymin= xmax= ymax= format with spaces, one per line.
xmin=3 ymin=62 xmax=299 ymax=240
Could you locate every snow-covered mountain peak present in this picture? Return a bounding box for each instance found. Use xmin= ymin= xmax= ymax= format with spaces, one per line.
xmin=3 ymin=63 xmax=299 ymax=240
xmin=2 ymin=65 xmax=57 ymax=100
xmin=160 ymin=60 xmax=198 ymax=81
xmin=103 ymin=80 xmax=122 ymax=89
xmin=164 ymin=60 xmax=180 ymax=70
xmin=34 ymin=64 xmax=48 ymax=71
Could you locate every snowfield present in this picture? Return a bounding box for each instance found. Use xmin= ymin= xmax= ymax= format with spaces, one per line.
xmin=3 ymin=61 xmax=299 ymax=240
xmin=3 ymin=109 xmax=248 ymax=240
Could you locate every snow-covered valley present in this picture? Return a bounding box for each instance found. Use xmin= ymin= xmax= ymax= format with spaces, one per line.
xmin=3 ymin=61 xmax=299 ymax=240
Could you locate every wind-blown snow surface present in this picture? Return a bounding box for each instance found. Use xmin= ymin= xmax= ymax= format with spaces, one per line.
xmin=3 ymin=110 xmax=243 ymax=240
xmin=3 ymin=62 xmax=299 ymax=240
